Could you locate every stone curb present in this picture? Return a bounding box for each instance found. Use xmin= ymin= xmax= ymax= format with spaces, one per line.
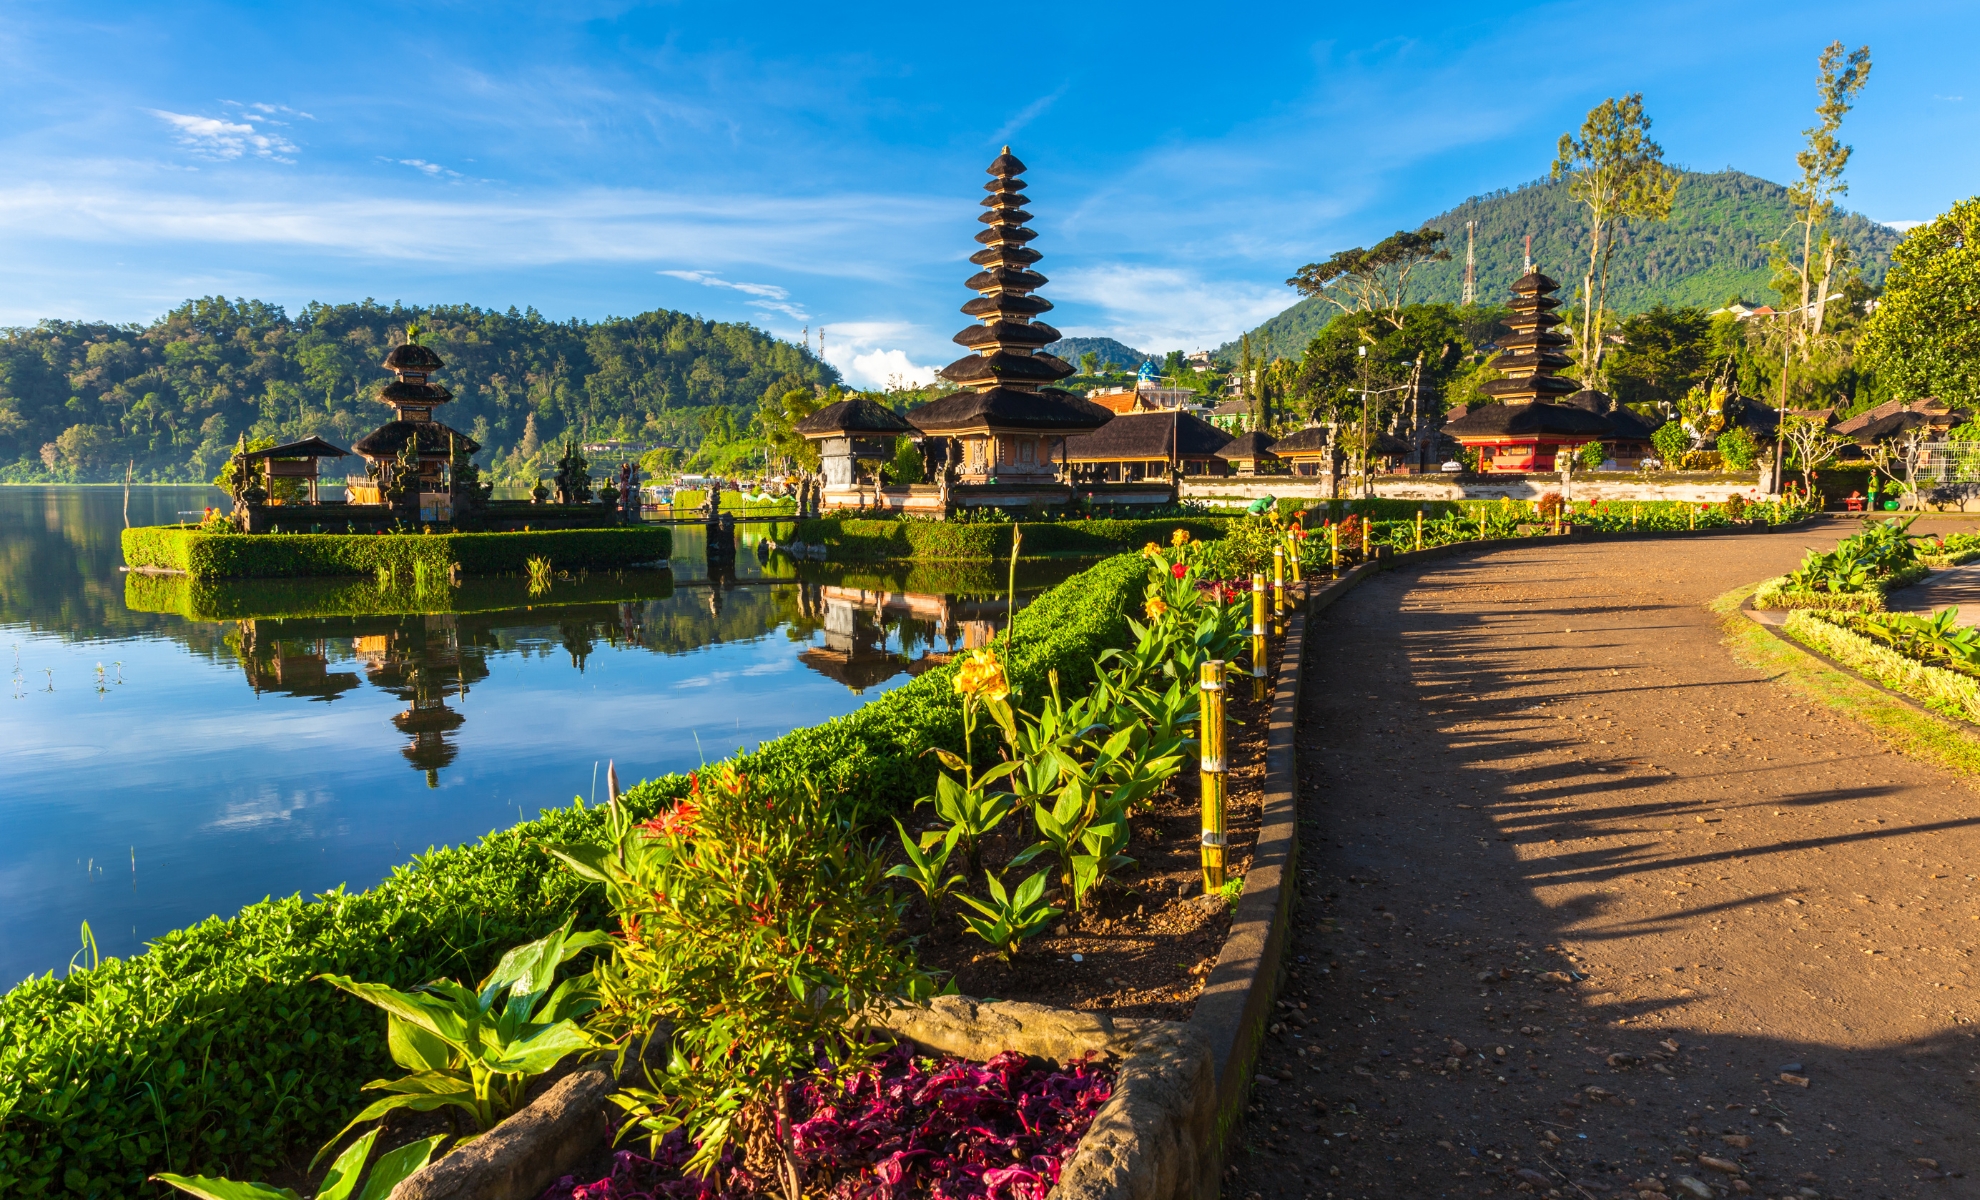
xmin=390 ymin=1065 xmax=615 ymax=1200
xmin=1183 ymin=561 xmax=1375 ymax=1187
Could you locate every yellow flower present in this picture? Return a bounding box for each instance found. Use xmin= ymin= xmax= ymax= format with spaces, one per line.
xmin=953 ymin=647 xmax=1009 ymax=702
xmin=1144 ymin=597 xmax=1169 ymax=620
xmin=1171 ymin=529 xmax=1191 ymax=547
xmin=1142 ymin=542 xmax=1162 ymax=558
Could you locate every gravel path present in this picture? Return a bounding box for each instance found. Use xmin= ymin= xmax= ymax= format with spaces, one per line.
xmin=1231 ymin=521 xmax=1980 ymax=1200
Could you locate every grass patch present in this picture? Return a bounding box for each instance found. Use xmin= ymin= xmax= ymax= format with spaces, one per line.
xmin=1713 ymin=583 xmax=1980 ymax=779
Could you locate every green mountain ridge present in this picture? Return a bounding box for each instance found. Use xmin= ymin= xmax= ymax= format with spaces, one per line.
xmin=1220 ymin=169 xmax=1902 ymax=363
xmin=1043 ymin=336 xmax=1152 ymax=370
xmin=0 ymin=297 xmax=837 ymax=483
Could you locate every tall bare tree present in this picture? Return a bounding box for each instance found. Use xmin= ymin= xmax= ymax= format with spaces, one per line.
xmin=1552 ymin=94 xmax=1681 ymax=386
xmin=1772 ymin=41 xmax=1872 ymax=363
xmin=1288 ymin=228 xmax=1451 ymax=328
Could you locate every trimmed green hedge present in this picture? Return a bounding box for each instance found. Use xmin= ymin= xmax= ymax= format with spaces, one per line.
xmin=1784 ymin=609 xmax=1980 ymax=723
xmin=121 ymin=526 xmax=673 ymax=579
xmin=0 ymin=553 xmax=1150 ymax=1197
xmin=791 ymin=515 xmax=1233 ymax=561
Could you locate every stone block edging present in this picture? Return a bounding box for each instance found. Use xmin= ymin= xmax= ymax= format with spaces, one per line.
xmin=390 ymin=1065 xmax=615 ymax=1200
xmin=1182 ymin=561 xmax=1376 ymax=1184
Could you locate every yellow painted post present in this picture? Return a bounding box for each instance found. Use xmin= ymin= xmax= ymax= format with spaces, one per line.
xmin=1632 ymin=505 xmax=1639 ymax=530
xmin=1415 ymin=507 xmax=1424 ymax=551
xmin=1199 ymin=659 xmax=1227 ymax=893
xmin=1329 ymin=521 xmax=1340 ymax=571
xmin=1287 ymin=530 xmax=1302 ymax=583
xmin=1361 ymin=515 xmax=1371 ymax=561
xmin=1251 ymin=573 xmax=1268 ymax=702
xmin=1273 ymin=543 xmax=1285 ymax=621
xmin=1689 ymin=502 xmax=1696 ymax=530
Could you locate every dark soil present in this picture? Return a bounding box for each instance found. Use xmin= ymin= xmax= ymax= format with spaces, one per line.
xmin=912 ymin=650 xmax=1280 ymax=1020
xmin=1228 ymin=517 xmax=1980 ymax=1200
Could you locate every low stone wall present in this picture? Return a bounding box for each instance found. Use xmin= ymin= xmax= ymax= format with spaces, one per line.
xmin=1183 ymin=474 xmax=1767 ymax=505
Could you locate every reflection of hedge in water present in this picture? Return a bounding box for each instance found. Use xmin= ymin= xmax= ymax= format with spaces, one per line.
xmin=121 ymin=525 xmax=674 ymax=579
xmin=794 ymin=556 xmax=1094 ymax=599
xmin=125 ymin=569 xmax=677 ymax=622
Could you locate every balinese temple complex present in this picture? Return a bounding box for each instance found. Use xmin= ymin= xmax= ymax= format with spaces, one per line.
xmin=797 ymin=149 xmax=1117 ymax=514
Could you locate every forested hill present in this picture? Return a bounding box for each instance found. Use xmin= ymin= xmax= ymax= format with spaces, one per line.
xmin=0 ymin=298 xmax=837 ymax=482
xmin=1222 ymin=169 xmax=1903 ymax=363
xmin=1043 ymin=336 xmax=1152 ymax=370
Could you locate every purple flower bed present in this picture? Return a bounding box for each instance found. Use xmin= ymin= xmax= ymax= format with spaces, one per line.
xmin=541 ymin=1045 xmax=1114 ymax=1200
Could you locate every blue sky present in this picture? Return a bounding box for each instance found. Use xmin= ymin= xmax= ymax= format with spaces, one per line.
xmin=1 ymin=1 xmax=1973 ymax=387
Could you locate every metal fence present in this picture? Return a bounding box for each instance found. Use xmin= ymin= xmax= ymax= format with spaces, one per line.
xmin=1911 ymin=442 xmax=1980 ymax=506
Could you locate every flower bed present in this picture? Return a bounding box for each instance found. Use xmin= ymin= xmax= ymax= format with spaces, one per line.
xmin=541 ymin=1045 xmax=1113 ymax=1200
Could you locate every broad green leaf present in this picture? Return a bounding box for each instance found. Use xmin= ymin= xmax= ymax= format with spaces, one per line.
xmin=149 ymin=1175 xmax=301 ymax=1200
xmin=356 ymin=1134 xmax=450 ymax=1200
xmin=930 ymin=747 xmax=967 ymax=773
xmin=387 ymin=1015 xmax=452 ymax=1073
xmin=316 ymin=1128 xmax=381 ymax=1200
xmin=318 ymin=975 xmax=469 ymax=1046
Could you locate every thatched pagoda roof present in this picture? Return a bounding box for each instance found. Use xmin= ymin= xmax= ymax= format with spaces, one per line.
xmin=354 ymin=420 xmax=480 ymax=460
xmin=908 ymin=387 xmax=1113 ymax=436
xmin=1063 ymin=411 xmax=1232 ymax=462
xmin=793 ymin=397 xmax=915 ymax=437
xmin=1216 ymin=430 xmax=1279 ymax=461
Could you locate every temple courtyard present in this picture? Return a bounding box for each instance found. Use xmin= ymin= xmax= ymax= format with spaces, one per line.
xmin=1239 ymin=518 xmax=1980 ymax=1199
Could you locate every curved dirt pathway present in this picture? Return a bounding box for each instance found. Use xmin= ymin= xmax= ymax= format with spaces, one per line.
xmin=1234 ymin=520 xmax=1980 ymax=1200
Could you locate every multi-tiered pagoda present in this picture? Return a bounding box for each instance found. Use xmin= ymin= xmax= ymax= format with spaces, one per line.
xmin=1442 ymin=268 xmax=1609 ymax=473
xmin=905 ymin=148 xmax=1112 ymax=507
xmin=352 ymin=335 xmax=480 ymax=510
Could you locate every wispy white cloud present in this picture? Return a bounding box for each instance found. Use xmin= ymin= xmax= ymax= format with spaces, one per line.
xmin=149 ymin=109 xmax=299 ymax=162
xmin=396 ymin=158 xmax=463 ymax=179
xmin=1883 ymin=219 xmax=1926 ymax=232
xmin=991 ymin=85 xmax=1069 ymax=147
xmin=658 ymin=269 xmax=792 ymax=300
xmin=658 ymin=269 xmax=810 ymax=320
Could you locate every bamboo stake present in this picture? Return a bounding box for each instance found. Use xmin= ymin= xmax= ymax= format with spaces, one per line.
xmin=1361 ymin=515 xmax=1371 ymax=561
xmin=1273 ymin=544 xmax=1285 ymax=625
xmin=1287 ymin=530 xmax=1302 ymax=584
xmin=1329 ymin=522 xmax=1339 ymax=571
xmin=1251 ymin=573 xmax=1267 ymax=703
xmin=1199 ymin=658 xmax=1227 ymax=893
xmin=1415 ymin=507 xmax=1423 ymax=552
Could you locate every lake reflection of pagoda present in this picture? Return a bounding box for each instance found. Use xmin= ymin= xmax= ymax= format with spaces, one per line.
xmin=797 ymin=586 xmax=1012 ymax=693
xmin=237 ymin=622 xmax=362 ymax=700
xmin=352 ymin=617 xmax=489 ymax=787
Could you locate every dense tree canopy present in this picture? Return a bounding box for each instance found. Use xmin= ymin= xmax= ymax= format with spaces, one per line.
xmin=1861 ymin=197 xmax=1980 ymax=405
xmin=0 ymin=298 xmax=836 ymax=482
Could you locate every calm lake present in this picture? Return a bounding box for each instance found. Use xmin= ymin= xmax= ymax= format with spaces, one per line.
xmin=0 ymin=486 xmax=1080 ymax=987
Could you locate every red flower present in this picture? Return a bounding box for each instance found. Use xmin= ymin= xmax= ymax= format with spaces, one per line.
xmin=1171 ymin=562 xmax=1187 ymax=579
xmin=639 ymin=799 xmax=700 ymax=839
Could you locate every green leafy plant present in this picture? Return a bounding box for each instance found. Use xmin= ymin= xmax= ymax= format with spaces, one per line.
xmin=884 ymin=819 xmax=965 ymax=920
xmin=552 ymin=764 xmax=929 ymax=1200
xmin=153 ymin=1129 xmax=447 ymax=1200
xmin=313 ymin=920 xmax=608 ymax=1158
xmin=956 ymin=869 xmax=1061 ymax=960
